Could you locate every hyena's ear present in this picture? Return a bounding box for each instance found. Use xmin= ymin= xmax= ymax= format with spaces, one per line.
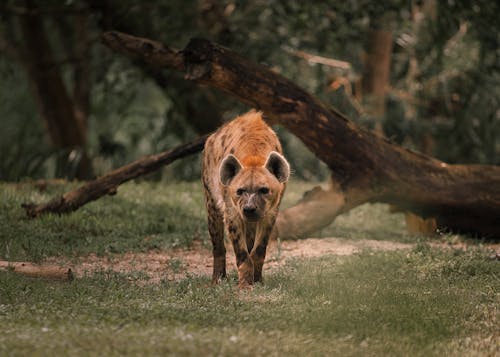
xmin=265 ymin=151 xmax=290 ymax=183
xmin=219 ymin=154 xmax=242 ymax=186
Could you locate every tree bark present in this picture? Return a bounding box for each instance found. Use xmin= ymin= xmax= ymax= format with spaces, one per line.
xmin=23 ymin=32 xmax=500 ymax=239
xmin=102 ymin=32 xmax=500 ymax=238
xmin=23 ymin=135 xmax=207 ymax=218
xmin=0 ymin=261 xmax=73 ymax=281
xmin=72 ymin=9 xmax=91 ymax=137
xmin=17 ymin=7 xmax=92 ymax=179
xmin=362 ymin=28 xmax=393 ymax=133
xmin=403 ymin=1 xmax=439 ymax=235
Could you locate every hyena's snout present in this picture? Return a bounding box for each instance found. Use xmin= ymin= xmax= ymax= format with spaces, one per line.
xmin=242 ymin=195 xmax=261 ymax=221
xmin=243 ymin=204 xmax=259 ymax=220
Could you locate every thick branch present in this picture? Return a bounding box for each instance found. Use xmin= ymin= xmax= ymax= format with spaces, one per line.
xmin=23 ymin=135 xmax=207 ymax=218
xmin=103 ymin=31 xmax=184 ymax=71
xmin=0 ymin=261 xmax=73 ymax=281
xmin=101 ymin=32 xmax=500 ymax=238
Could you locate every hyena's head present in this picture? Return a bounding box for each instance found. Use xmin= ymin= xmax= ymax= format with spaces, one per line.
xmin=219 ymin=151 xmax=290 ymax=222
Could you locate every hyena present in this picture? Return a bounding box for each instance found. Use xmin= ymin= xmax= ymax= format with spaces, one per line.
xmin=202 ymin=110 xmax=290 ymax=288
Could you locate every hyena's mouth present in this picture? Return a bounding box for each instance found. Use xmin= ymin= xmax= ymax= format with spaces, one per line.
xmin=243 ymin=209 xmax=261 ymax=221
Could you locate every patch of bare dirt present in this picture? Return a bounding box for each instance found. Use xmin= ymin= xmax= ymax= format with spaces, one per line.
xmin=39 ymin=237 xmax=495 ymax=283
xmin=12 ymin=238 xmax=488 ymax=283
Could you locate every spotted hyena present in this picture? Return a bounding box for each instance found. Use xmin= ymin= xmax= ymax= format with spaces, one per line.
xmin=202 ymin=110 xmax=290 ymax=288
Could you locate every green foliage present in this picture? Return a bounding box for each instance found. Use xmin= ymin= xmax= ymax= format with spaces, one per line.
xmin=0 ymin=60 xmax=52 ymax=180
xmin=0 ymin=1 xmax=498 ymax=181
xmin=395 ymin=1 xmax=500 ymax=164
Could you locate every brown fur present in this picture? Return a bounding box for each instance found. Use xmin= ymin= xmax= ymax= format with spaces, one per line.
xmin=202 ymin=110 xmax=290 ymax=288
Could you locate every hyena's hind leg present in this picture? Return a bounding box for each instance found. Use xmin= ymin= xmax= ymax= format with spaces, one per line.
xmin=206 ymin=197 xmax=226 ymax=283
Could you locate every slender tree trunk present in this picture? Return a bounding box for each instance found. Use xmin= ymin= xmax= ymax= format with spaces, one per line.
xmin=403 ymin=0 xmax=439 ymax=234
xmin=361 ymin=19 xmax=439 ymax=236
xmin=73 ymin=9 xmax=90 ymax=137
xmin=362 ymin=28 xmax=393 ymax=133
xmin=18 ymin=8 xmax=92 ymax=179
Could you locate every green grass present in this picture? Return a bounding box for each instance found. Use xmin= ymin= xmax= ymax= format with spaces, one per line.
xmin=0 ymin=180 xmax=498 ymax=355
xmin=1 ymin=247 xmax=498 ymax=356
xmin=0 ymin=181 xmax=208 ymax=261
xmin=1 ymin=180 xmax=422 ymax=262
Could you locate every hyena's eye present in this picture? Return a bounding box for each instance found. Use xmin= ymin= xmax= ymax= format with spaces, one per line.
xmin=259 ymin=187 xmax=270 ymax=195
xmin=236 ymin=188 xmax=246 ymax=196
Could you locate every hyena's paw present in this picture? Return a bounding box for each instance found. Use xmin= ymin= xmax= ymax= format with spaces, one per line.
xmin=238 ymin=279 xmax=254 ymax=290
xmin=211 ymin=271 xmax=227 ymax=285
xmin=237 ymin=264 xmax=254 ymax=289
xmin=253 ymin=272 xmax=263 ymax=284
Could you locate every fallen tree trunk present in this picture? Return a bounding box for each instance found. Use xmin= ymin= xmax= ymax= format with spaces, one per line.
xmin=23 ymin=32 xmax=500 ymax=238
xmin=23 ymin=134 xmax=207 ymax=218
xmin=102 ymin=32 xmax=500 ymax=238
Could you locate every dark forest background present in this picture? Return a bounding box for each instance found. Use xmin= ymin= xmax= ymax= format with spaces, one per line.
xmin=1 ymin=0 xmax=498 ymax=182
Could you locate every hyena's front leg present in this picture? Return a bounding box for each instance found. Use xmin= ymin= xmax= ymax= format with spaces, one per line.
xmin=250 ymin=218 xmax=277 ymax=283
xmin=227 ymin=218 xmax=254 ymax=288
xmin=206 ymin=201 xmax=226 ymax=283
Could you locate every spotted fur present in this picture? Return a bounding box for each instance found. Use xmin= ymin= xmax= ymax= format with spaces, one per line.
xmin=202 ymin=110 xmax=290 ymax=288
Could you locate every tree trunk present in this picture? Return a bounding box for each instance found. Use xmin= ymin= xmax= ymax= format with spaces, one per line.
xmin=73 ymin=9 xmax=91 ymax=138
xmin=361 ymin=25 xmax=437 ymax=235
xmin=24 ymin=32 xmax=500 ymax=239
xmin=18 ymin=8 xmax=92 ymax=179
xmin=403 ymin=0 xmax=439 ymax=235
xmin=101 ymin=32 xmax=500 ymax=238
xmin=362 ymin=28 xmax=393 ymax=133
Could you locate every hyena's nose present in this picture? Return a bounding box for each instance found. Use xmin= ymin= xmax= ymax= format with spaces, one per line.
xmin=243 ymin=206 xmax=258 ymax=219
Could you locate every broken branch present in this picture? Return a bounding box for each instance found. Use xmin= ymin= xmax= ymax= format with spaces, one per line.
xmin=22 ymin=135 xmax=207 ymax=217
xmin=0 ymin=261 xmax=73 ymax=281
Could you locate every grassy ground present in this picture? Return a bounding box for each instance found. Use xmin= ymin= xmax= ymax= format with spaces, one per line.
xmin=0 ymin=180 xmax=498 ymax=356
xmin=0 ymin=180 xmax=412 ymax=262
xmin=0 ymin=181 xmax=208 ymax=261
